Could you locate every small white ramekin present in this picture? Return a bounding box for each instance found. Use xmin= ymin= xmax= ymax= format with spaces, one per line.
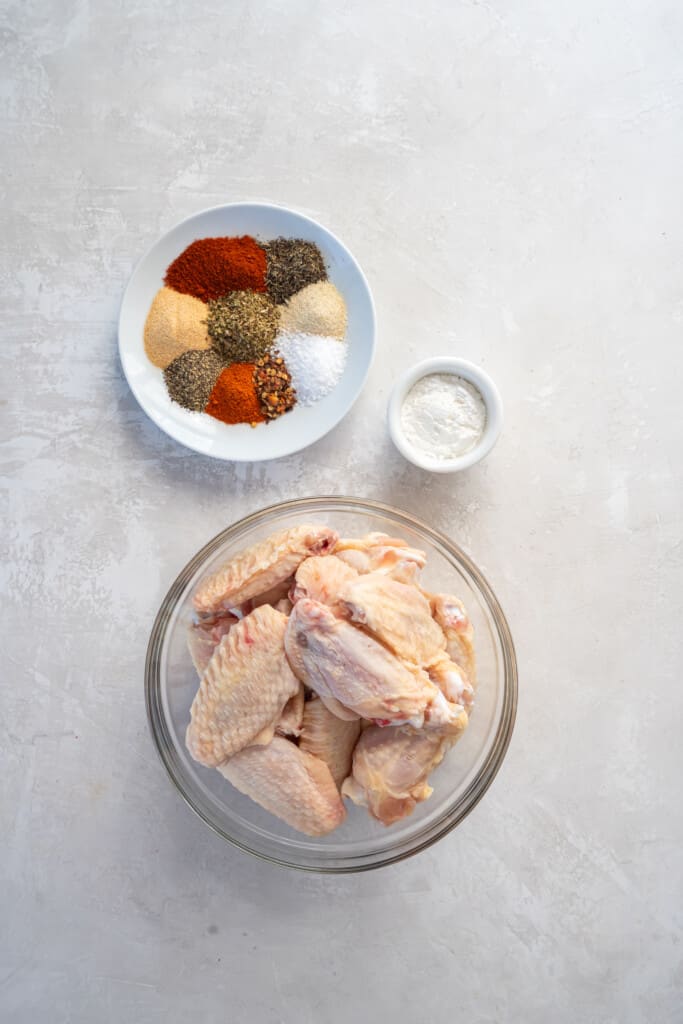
xmin=387 ymin=357 xmax=503 ymax=473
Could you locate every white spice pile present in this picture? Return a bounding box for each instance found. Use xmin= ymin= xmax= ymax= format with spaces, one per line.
xmin=279 ymin=281 xmax=347 ymax=338
xmin=275 ymin=332 xmax=347 ymax=405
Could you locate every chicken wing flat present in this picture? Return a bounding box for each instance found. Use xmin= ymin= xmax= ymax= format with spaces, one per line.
xmin=299 ymin=696 xmax=361 ymax=787
xmin=341 ymin=726 xmax=447 ymax=825
xmin=186 ymin=605 xmax=299 ymax=767
xmin=285 ymin=598 xmax=463 ymax=731
xmin=337 ymin=572 xmax=446 ymax=666
xmin=193 ymin=524 xmax=338 ymax=617
xmin=218 ymin=736 xmax=346 ymax=836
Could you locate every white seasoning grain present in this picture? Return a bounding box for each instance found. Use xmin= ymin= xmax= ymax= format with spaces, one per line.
xmin=274 ymin=332 xmax=347 ymax=405
xmin=400 ymin=373 xmax=487 ymax=460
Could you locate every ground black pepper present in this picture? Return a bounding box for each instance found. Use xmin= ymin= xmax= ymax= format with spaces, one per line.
xmin=163 ymin=349 xmax=226 ymax=412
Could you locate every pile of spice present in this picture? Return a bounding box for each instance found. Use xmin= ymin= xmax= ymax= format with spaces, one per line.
xmin=163 ymin=349 xmax=225 ymax=412
xmin=205 ymin=291 xmax=279 ymax=362
xmin=279 ymin=281 xmax=347 ymax=338
xmin=206 ymin=364 xmax=265 ymax=425
xmin=263 ymin=238 xmax=327 ymax=303
xmin=274 ymin=332 xmax=348 ymax=406
xmin=143 ymin=232 xmax=349 ymax=428
xmin=165 ymin=236 xmax=266 ymax=301
xmin=254 ymin=353 xmax=297 ymax=420
xmin=144 ymin=287 xmax=211 ymax=368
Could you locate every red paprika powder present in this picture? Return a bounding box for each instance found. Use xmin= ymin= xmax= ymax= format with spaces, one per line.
xmin=205 ymin=363 xmax=265 ymax=425
xmin=165 ymin=236 xmax=267 ymax=302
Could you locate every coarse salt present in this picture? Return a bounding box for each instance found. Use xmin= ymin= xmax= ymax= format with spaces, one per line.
xmin=274 ymin=332 xmax=347 ymax=406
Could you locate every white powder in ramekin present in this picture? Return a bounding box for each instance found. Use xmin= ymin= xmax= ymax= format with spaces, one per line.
xmin=400 ymin=373 xmax=487 ymax=460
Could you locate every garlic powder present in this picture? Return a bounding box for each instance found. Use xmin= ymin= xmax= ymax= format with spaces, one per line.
xmin=400 ymin=373 xmax=487 ymax=460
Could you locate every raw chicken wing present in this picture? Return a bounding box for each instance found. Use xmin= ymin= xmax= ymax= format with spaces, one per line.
xmin=186 ymin=605 xmax=299 ymax=766
xmin=300 ymin=697 xmax=361 ymax=787
xmin=291 ymin=555 xmax=358 ymax=609
xmin=186 ymin=614 xmax=237 ymax=676
xmin=337 ymin=572 xmax=446 ymax=666
xmin=430 ymin=594 xmax=477 ymax=686
xmin=219 ymin=736 xmax=346 ymax=836
xmin=334 ymin=532 xmax=426 ymax=584
xmin=286 ymin=599 xmax=464 ymax=731
xmin=193 ymin=524 xmax=338 ymax=617
xmin=341 ymin=726 xmax=447 ymax=825
xmin=183 ymin=522 xmax=480 ymax=837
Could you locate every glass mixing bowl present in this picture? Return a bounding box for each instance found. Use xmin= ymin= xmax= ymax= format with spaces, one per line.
xmin=146 ymin=497 xmax=517 ymax=872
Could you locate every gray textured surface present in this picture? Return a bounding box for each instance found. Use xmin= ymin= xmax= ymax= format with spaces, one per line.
xmin=2 ymin=1 xmax=683 ymax=1021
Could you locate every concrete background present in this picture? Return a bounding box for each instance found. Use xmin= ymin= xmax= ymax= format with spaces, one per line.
xmin=2 ymin=1 xmax=682 ymax=1020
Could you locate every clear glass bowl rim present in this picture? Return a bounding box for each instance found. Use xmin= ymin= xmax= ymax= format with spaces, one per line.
xmin=145 ymin=496 xmax=518 ymax=873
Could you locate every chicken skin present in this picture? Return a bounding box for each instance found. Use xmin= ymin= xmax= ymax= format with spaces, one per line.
xmin=334 ymin=532 xmax=426 ymax=584
xmin=219 ymin=736 xmax=346 ymax=836
xmin=186 ymin=605 xmax=299 ymax=767
xmin=430 ymin=594 xmax=477 ymax=687
xmin=276 ymin=683 xmax=305 ymax=738
xmin=193 ymin=524 xmax=338 ymax=617
xmin=285 ymin=599 xmax=464 ymax=732
xmin=186 ymin=614 xmax=237 ymax=677
xmin=337 ymin=572 xmax=446 ymax=666
xmin=341 ymin=726 xmax=448 ymax=825
xmin=291 ymin=555 xmax=358 ymax=609
xmin=428 ymin=652 xmax=475 ymax=710
xmin=299 ymin=697 xmax=361 ymax=787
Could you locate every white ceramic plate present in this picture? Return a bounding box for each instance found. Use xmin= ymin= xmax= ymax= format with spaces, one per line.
xmin=118 ymin=203 xmax=376 ymax=460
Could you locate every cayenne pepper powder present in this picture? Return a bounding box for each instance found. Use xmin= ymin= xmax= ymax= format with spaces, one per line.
xmin=165 ymin=236 xmax=267 ymax=302
xmin=205 ymin=363 xmax=265 ymax=425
